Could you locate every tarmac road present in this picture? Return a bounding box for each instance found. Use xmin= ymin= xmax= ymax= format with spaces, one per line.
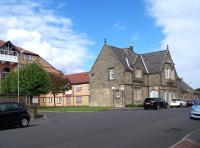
xmin=0 ymin=108 xmax=199 ymax=148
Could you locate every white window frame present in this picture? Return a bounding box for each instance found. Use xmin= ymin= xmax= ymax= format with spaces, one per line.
xmin=76 ymin=85 xmax=82 ymax=92
xmin=135 ymin=69 xmax=142 ymax=78
xmin=76 ymin=96 xmax=82 ymax=104
xmin=32 ymin=98 xmax=38 ymax=103
xmin=49 ymin=98 xmax=52 ymax=103
xmin=109 ymin=68 xmax=115 ymax=80
xmin=57 ymin=98 xmax=63 ymax=103
xmin=42 ymin=98 xmax=46 ymax=103
xmin=165 ymin=67 xmax=175 ymax=80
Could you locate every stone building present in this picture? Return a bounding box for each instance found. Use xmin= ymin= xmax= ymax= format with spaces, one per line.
xmin=90 ymin=43 xmax=198 ymax=107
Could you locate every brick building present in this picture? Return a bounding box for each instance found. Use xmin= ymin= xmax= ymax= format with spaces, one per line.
xmin=0 ymin=40 xmax=61 ymax=103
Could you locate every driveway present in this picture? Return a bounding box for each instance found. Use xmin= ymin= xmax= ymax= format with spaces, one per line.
xmin=0 ymin=108 xmax=199 ymax=148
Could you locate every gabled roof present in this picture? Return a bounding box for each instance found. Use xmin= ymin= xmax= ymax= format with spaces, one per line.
xmin=105 ymin=44 xmax=137 ymax=70
xmin=0 ymin=40 xmax=38 ymax=56
xmin=180 ymin=81 xmax=194 ymax=92
xmin=103 ymin=44 xmax=168 ymax=73
xmin=141 ymin=50 xmax=168 ymax=74
xmin=64 ymin=72 xmax=89 ymax=85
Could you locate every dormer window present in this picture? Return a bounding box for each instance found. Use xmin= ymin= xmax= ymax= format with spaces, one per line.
xmin=109 ymin=68 xmax=115 ymax=80
xmin=165 ymin=67 xmax=175 ymax=80
xmin=135 ymin=69 xmax=142 ymax=78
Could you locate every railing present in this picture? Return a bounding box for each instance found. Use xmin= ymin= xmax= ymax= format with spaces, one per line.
xmin=0 ymin=50 xmax=18 ymax=63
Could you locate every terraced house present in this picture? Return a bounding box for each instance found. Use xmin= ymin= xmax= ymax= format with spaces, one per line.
xmin=90 ymin=43 xmax=199 ymax=107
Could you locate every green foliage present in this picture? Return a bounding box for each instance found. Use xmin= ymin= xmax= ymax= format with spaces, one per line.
xmin=37 ymin=106 xmax=110 ymax=112
xmin=49 ymin=73 xmax=71 ymax=95
xmin=19 ymin=63 xmax=50 ymax=97
xmin=49 ymin=73 xmax=71 ymax=106
xmin=2 ymin=71 xmax=17 ymax=94
xmin=196 ymin=88 xmax=200 ymax=92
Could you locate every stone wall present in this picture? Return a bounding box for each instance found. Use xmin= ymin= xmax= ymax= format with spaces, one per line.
xmin=90 ymin=45 xmax=125 ymax=106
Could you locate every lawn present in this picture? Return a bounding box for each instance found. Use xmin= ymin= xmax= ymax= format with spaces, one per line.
xmin=37 ymin=106 xmax=111 ymax=112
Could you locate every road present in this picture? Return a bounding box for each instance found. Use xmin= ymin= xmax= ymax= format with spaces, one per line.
xmin=0 ymin=108 xmax=199 ymax=148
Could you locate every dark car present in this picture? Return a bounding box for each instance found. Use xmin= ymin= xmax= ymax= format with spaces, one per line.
xmin=143 ymin=98 xmax=168 ymax=110
xmin=0 ymin=102 xmax=30 ymax=128
xmin=186 ymin=99 xmax=200 ymax=107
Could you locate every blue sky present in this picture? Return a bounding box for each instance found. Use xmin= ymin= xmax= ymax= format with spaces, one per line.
xmin=44 ymin=0 xmax=164 ymax=69
xmin=0 ymin=0 xmax=199 ymax=88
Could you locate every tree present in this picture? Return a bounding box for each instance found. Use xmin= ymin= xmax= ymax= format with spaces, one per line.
xmin=2 ymin=63 xmax=51 ymax=104
xmin=49 ymin=73 xmax=71 ymax=106
xmin=2 ymin=71 xmax=17 ymax=94
xmin=19 ymin=63 xmax=51 ymax=104
xmin=196 ymin=88 xmax=200 ymax=92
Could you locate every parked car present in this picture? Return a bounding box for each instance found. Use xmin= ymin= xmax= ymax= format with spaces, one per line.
xmin=190 ymin=99 xmax=200 ymax=119
xmin=169 ymin=99 xmax=187 ymax=108
xmin=187 ymin=98 xmax=200 ymax=107
xmin=0 ymin=102 xmax=30 ymax=128
xmin=143 ymin=98 xmax=168 ymax=110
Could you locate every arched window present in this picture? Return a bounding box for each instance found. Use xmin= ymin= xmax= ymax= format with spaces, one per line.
xmin=2 ymin=67 xmax=10 ymax=79
xmin=150 ymin=90 xmax=159 ymax=98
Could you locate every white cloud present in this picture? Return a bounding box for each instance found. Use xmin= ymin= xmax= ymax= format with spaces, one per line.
xmin=0 ymin=0 xmax=93 ymax=73
xmin=113 ymin=23 xmax=126 ymax=31
xmin=146 ymin=0 xmax=200 ymax=88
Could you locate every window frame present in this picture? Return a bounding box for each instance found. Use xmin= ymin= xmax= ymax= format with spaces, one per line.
xmin=76 ymin=96 xmax=82 ymax=104
xmin=109 ymin=68 xmax=115 ymax=80
xmin=76 ymin=84 xmax=82 ymax=92
xmin=135 ymin=69 xmax=142 ymax=78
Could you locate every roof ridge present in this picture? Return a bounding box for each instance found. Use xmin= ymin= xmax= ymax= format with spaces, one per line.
xmin=65 ymin=72 xmax=89 ymax=76
xmin=141 ymin=50 xmax=167 ymax=55
xmin=105 ymin=44 xmax=122 ymax=50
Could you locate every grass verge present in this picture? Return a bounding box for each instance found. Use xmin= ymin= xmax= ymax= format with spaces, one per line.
xmin=37 ymin=106 xmax=110 ymax=112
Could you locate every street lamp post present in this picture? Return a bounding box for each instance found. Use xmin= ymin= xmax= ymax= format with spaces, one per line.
xmin=112 ymin=87 xmax=115 ymax=108
xmin=121 ymin=87 xmax=124 ymax=108
xmin=17 ymin=50 xmax=25 ymax=102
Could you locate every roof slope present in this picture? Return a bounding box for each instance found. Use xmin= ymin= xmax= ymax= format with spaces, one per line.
xmin=141 ymin=50 xmax=168 ymax=74
xmin=0 ymin=40 xmax=38 ymax=56
xmin=105 ymin=44 xmax=137 ymax=70
xmin=65 ymin=72 xmax=89 ymax=85
xmin=99 ymin=44 xmax=168 ymax=73
xmin=180 ymin=81 xmax=193 ymax=92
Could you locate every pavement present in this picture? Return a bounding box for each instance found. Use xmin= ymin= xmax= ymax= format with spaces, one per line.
xmin=171 ymin=128 xmax=200 ymax=148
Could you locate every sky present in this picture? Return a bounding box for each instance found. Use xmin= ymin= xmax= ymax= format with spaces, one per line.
xmin=0 ymin=0 xmax=199 ymax=88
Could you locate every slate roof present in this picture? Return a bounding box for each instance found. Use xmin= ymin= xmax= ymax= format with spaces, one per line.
xmin=180 ymin=81 xmax=194 ymax=92
xmin=105 ymin=44 xmax=137 ymax=70
xmin=0 ymin=40 xmax=38 ymax=56
xmin=141 ymin=50 xmax=168 ymax=74
xmin=64 ymin=72 xmax=89 ymax=85
xmin=104 ymin=44 xmax=168 ymax=73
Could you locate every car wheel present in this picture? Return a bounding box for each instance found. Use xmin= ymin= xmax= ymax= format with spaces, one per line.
xmin=144 ymin=107 xmax=148 ymax=110
xmin=180 ymin=103 xmax=183 ymax=108
xmin=20 ymin=118 xmax=29 ymax=127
